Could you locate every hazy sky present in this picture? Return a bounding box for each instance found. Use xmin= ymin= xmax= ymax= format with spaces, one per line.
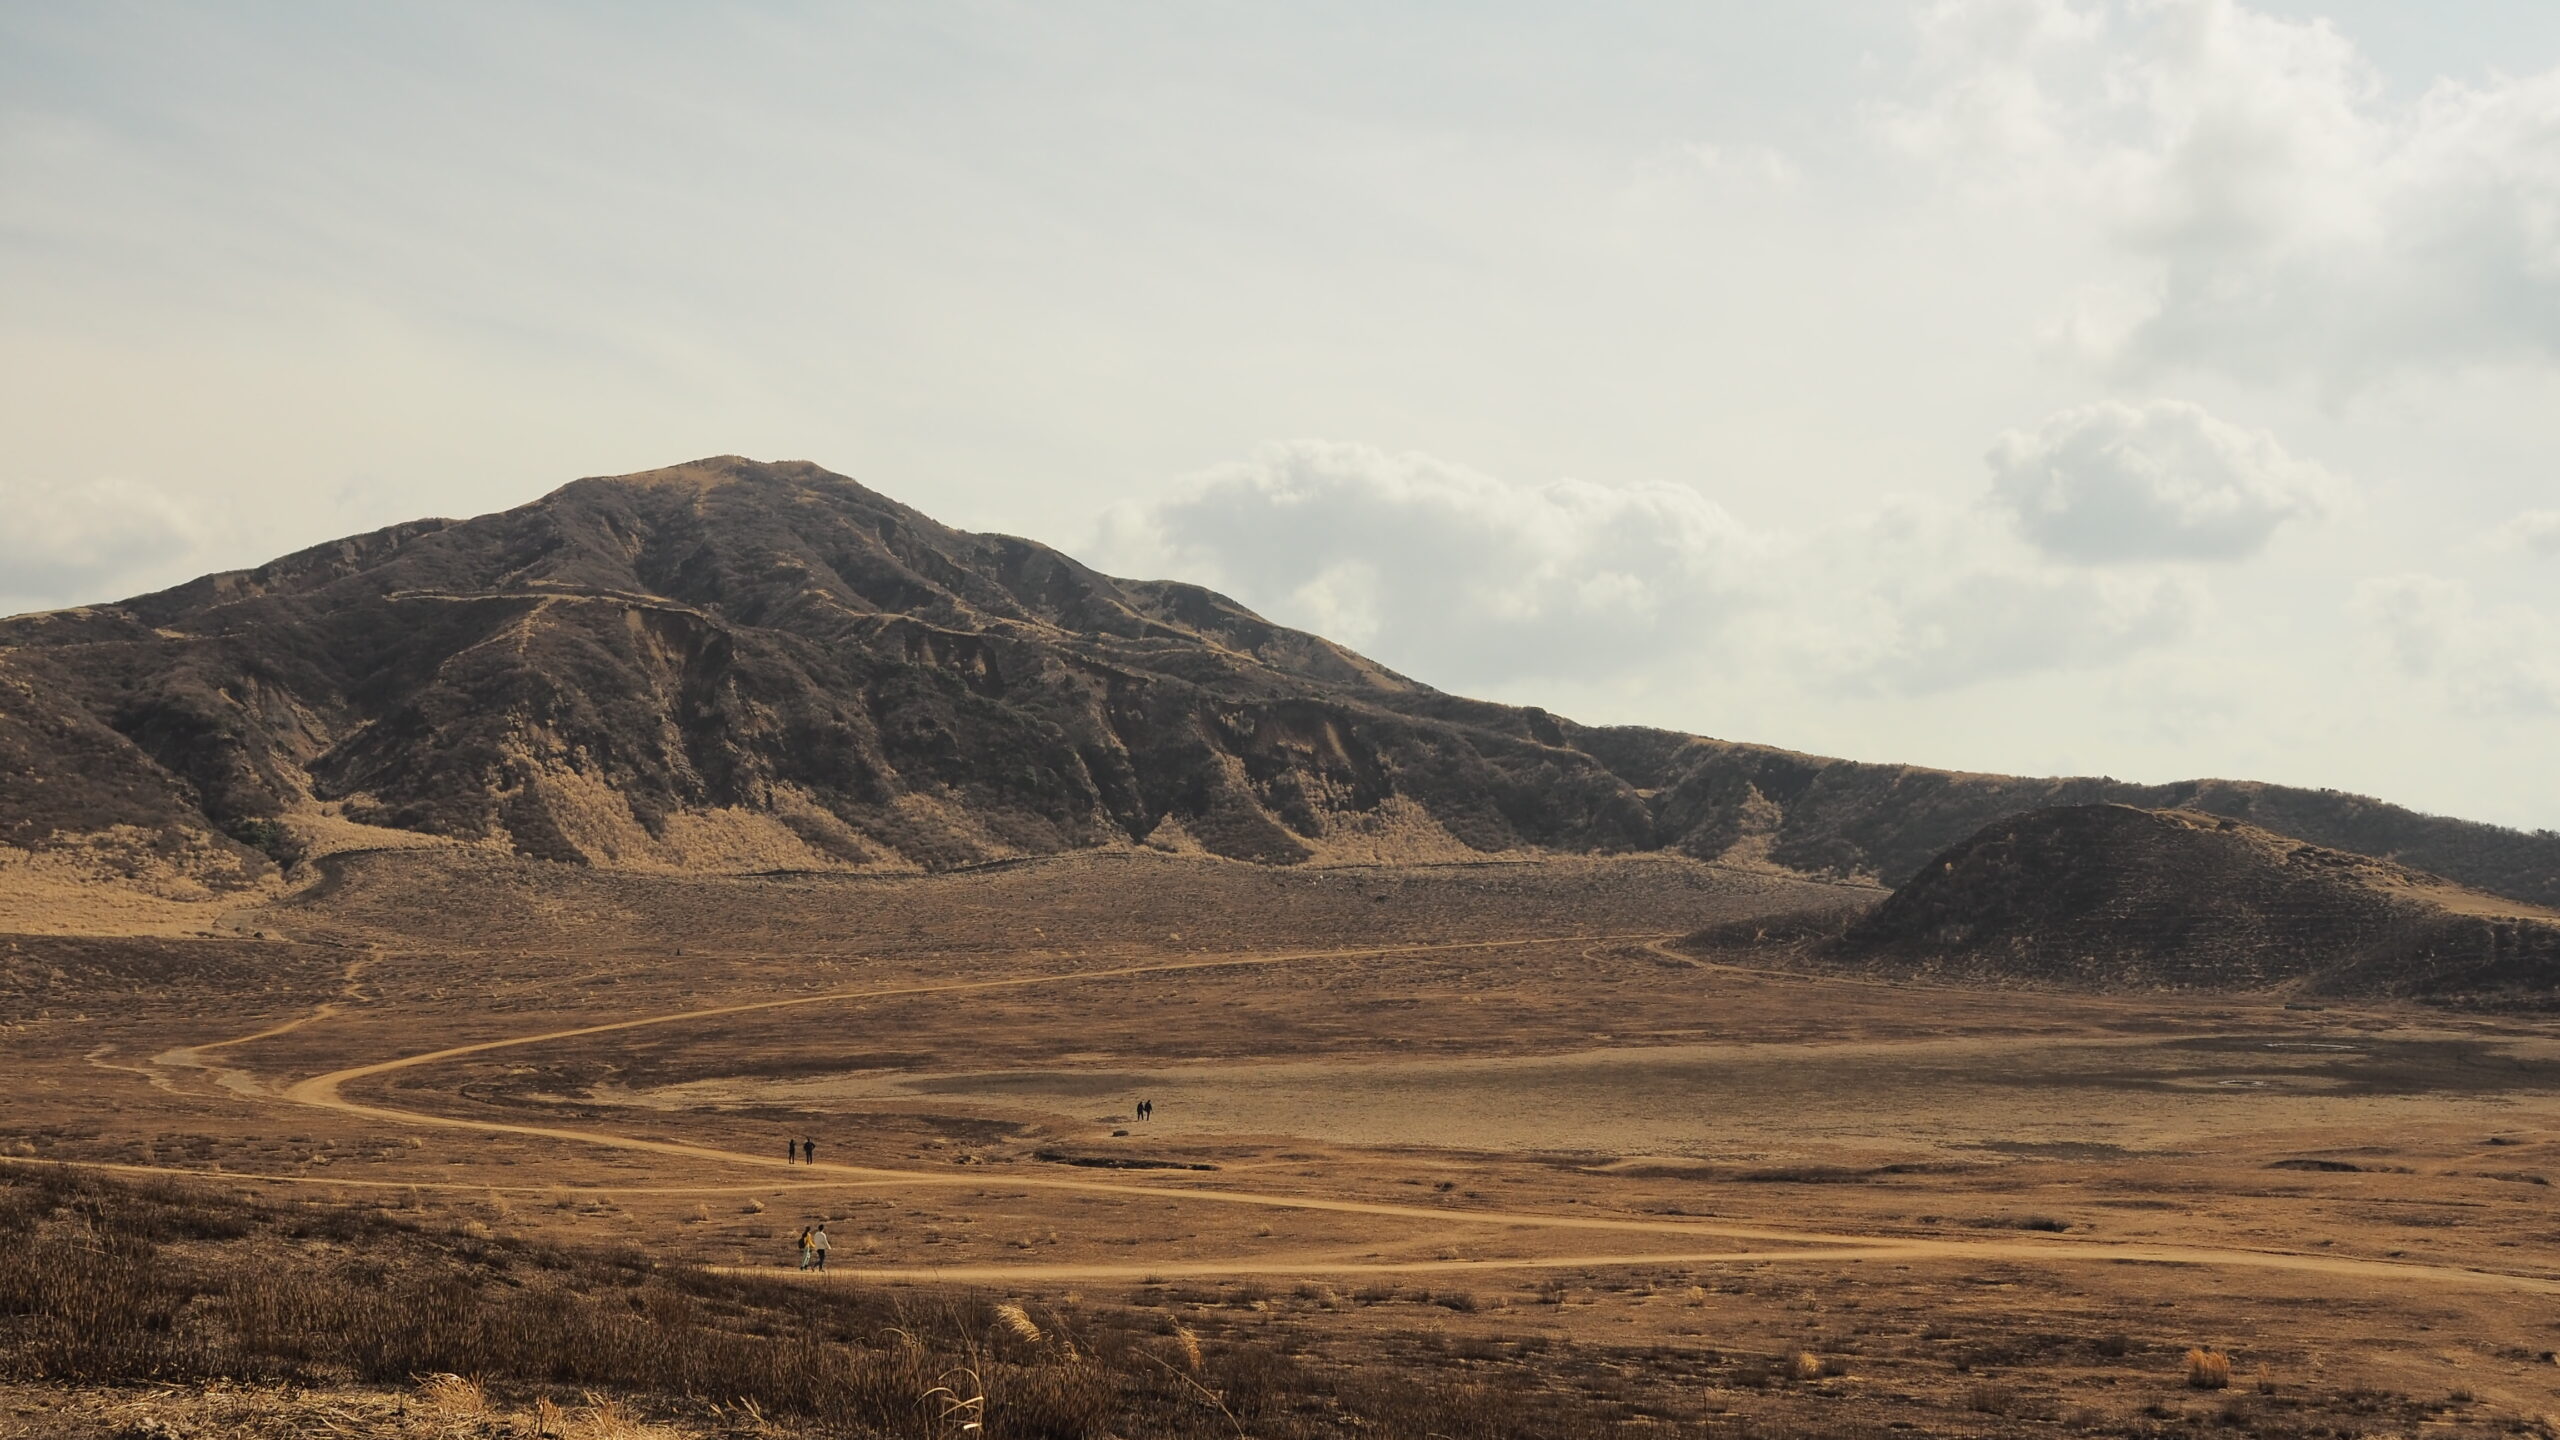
xmin=5 ymin=1 xmax=2558 ymax=829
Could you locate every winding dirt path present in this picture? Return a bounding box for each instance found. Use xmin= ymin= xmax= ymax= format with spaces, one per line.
xmin=743 ymin=1240 xmax=2560 ymax=1293
xmin=63 ymin=932 xmax=2560 ymax=1295
xmin=275 ymin=934 xmax=1873 ymax=1247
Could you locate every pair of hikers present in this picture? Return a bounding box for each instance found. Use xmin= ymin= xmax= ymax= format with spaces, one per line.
xmin=785 ymin=1137 xmax=818 ymax=1164
xmin=1136 ymin=1098 xmax=1153 ymax=1121
xmin=795 ymin=1223 xmax=831 ymax=1271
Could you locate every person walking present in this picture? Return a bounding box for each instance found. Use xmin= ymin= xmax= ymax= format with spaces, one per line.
xmin=795 ymin=1226 xmax=813 ymax=1270
xmin=787 ymin=1139 xmax=799 ymax=1164
xmin=803 ymin=1137 xmax=817 ymax=1165
xmin=810 ymin=1223 xmax=831 ymax=1273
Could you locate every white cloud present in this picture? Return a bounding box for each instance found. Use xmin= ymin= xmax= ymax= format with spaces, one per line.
xmin=1678 ymin=141 xmax=1801 ymax=188
xmin=1765 ymin=498 xmax=2200 ymax=695
xmin=2497 ymin=509 xmax=2560 ymax=558
xmin=1890 ymin=0 xmax=2560 ymax=385
xmin=1846 ymin=559 xmax=2199 ymax=695
xmin=0 ymin=475 xmax=198 ymax=610
xmin=1876 ymin=0 xmax=2109 ymax=165
xmin=1093 ymin=440 xmax=2198 ymax=699
xmin=2356 ymin=572 xmax=2560 ymax=715
xmin=1094 ymin=441 xmax=1764 ymax=684
xmin=1985 ymin=398 xmax=2338 ymax=561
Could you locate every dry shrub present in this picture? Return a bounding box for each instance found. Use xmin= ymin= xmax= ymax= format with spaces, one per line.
xmin=418 ymin=1372 xmax=490 ymax=1419
xmin=988 ymin=1362 xmax=1119 ymax=1440
xmin=1965 ymin=1381 xmax=2020 ymax=1415
xmin=0 ymin=1162 xmax=1740 ymax=1440
xmin=2186 ymin=1348 xmax=2233 ymax=1390
xmin=569 ymin=1395 xmax=677 ymax=1439
xmin=1787 ymin=1351 xmax=1824 ymax=1382
xmin=1684 ymin=1285 xmax=1710 ymax=1307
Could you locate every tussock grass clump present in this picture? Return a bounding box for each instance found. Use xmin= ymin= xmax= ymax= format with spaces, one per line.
xmin=994 ymin=1301 xmax=1044 ymax=1346
xmin=417 ymin=1372 xmax=489 ymax=1420
xmin=2186 ymin=1347 xmax=2234 ymax=1390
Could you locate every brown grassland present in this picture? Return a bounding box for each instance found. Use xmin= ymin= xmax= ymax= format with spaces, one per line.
xmin=9 ymin=847 xmax=2560 ymax=1437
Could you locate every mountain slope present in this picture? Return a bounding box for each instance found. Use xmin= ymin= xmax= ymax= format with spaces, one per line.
xmin=3 ymin=456 xmax=2555 ymax=910
xmin=1825 ymin=804 xmax=2560 ymax=998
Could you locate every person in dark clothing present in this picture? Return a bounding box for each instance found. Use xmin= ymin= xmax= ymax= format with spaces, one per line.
xmin=787 ymin=1139 xmax=799 ymax=1164
xmin=803 ymin=1138 xmax=817 ymax=1165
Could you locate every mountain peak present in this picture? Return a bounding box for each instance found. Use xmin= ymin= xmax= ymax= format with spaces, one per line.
xmin=4 ymin=461 xmax=2556 ymax=940
xmin=588 ymin=454 xmax=805 ymax=489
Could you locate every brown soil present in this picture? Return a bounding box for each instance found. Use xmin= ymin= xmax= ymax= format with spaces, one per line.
xmin=8 ymin=849 xmax=2560 ymax=1437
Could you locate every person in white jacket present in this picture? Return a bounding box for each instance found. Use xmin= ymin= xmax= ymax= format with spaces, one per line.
xmin=810 ymin=1223 xmax=831 ymax=1272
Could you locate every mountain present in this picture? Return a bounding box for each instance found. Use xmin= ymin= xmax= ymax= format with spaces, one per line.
xmin=3 ymin=456 xmax=2557 ymax=909
xmin=1823 ymin=804 xmax=2560 ymax=999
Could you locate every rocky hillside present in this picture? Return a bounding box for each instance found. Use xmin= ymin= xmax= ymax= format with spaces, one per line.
xmin=1827 ymin=804 xmax=2560 ymax=998
xmin=3 ymin=457 xmax=2556 ymax=905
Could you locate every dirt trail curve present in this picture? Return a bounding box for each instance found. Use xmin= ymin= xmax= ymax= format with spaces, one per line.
xmin=742 ymin=1242 xmax=2560 ymax=1294
xmin=275 ymin=934 xmax=1871 ymax=1247
xmin=50 ymin=931 xmax=2560 ymax=1295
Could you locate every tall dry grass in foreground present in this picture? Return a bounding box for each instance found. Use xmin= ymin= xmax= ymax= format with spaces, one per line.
xmin=0 ymin=1162 xmax=1662 ymax=1439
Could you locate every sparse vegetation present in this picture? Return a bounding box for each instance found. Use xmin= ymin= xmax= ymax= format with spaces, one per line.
xmin=5 ymin=1163 xmax=1778 ymax=1439
xmin=2186 ymin=1347 xmax=2234 ymax=1390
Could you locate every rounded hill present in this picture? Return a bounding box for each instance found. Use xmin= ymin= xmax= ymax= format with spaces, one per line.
xmin=1834 ymin=804 xmax=2560 ymax=998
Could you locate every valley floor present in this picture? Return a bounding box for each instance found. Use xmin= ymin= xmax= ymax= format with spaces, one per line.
xmin=7 ymin=850 xmax=2560 ymax=1437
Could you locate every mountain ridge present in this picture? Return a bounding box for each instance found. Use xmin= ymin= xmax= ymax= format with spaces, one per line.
xmin=4 ymin=456 xmax=2556 ymax=917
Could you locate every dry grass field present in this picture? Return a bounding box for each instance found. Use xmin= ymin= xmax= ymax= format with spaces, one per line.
xmin=10 ymin=848 xmax=2560 ymax=1437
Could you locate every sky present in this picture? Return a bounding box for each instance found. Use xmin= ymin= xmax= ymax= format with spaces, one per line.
xmin=3 ymin=1 xmax=2557 ymax=830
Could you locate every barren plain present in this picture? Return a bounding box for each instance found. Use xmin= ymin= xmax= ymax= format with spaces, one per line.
xmin=9 ymin=847 xmax=2560 ymax=1437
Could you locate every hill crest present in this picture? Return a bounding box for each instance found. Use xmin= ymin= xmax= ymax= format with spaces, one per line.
xmin=1830 ymin=804 xmax=2560 ymax=997
xmin=3 ymin=457 xmax=2556 ymax=929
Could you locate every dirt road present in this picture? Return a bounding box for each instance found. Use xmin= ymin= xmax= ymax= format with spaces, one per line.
xmin=64 ymin=933 xmax=2560 ymax=1296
